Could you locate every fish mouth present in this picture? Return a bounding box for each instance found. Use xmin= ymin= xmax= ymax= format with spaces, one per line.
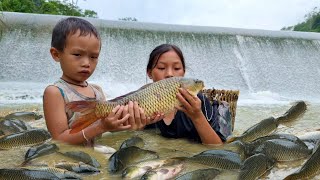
xmin=193 ymin=79 xmax=204 ymax=90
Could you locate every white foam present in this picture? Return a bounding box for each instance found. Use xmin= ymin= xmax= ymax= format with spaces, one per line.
xmin=0 ymin=82 xmax=47 ymax=104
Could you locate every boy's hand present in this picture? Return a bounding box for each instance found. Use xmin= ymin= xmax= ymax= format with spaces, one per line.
xmin=101 ymin=105 xmax=131 ymax=132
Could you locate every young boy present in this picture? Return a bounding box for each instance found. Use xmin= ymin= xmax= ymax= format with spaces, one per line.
xmin=43 ymin=17 xmax=135 ymax=146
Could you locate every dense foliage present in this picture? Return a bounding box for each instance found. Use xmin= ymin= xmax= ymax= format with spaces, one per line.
xmin=0 ymin=0 xmax=97 ymax=18
xmin=282 ymin=7 xmax=320 ymax=32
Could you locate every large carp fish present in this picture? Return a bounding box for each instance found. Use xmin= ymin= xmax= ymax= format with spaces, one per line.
xmin=66 ymin=77 xmax=204 ymax=133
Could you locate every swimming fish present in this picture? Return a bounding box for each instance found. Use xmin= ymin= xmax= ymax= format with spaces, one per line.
xmin=140 ymin=163 xmax=184 ymax=180
xmin=0 ymin=168 xmax=61 ymax=180
xmin=4 ymin=111 xmax=43 ymax=121
xmin=23 ymin=143 xmax=59 ymax=164
xmin=252 ymin=139 xmax=311 ymax=162
xmin=283 ymin=141 xmax=320 ymax=180
xmin=122 ymin=158 xmax=183 ymax=179
xmin=0 ymin=129 xmax=51 ymax=150
xmin=275 ymin=100 xmax=307 ymax=124
xmin=238 ymin=153 xmax=275 ymax=180
xmin=226 ymin=117 xmax=278 ymax=143
xmin=188 ymin=149 xmax=242 ymax=170
xmin=109 ymin=146 xmax=159 ymax=173
xmin=66 ymin=77 xmax=204 ymax=133
xmin=175 ymin=168 xmax=221 ymax=180
xmin=55 ymin=161 xmax=100 ymax=174
xmin=119 ymin=136 xmax=144 ymax=149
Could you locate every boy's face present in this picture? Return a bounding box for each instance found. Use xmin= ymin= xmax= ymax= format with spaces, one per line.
xmin=53 ymin=30 xmax=101 ymax=83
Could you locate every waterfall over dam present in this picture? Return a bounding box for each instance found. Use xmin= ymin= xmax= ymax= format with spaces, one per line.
xmin=1 ymin=12 xmax=320 ymax=103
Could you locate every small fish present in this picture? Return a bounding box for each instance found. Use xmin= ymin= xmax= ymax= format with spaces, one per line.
xmin=4 ymin=112 xmax=43 ymax=121
xmin=283 ymin=141 xmax=320 ymax=180
xmin=55 ymin=161 xmax=100 ymax=174
xmin=238 ymin=153 xmax=275 ymax=180
xmin=108 ymin=146 xmax=159 ymax=173
xmin=217 ymin=140 xmax=250 ymax=160
xmin=0 ymin=168 xmax=60 ymax=180
xmin=249 ymin=133 xmax=307 ymax=148
xmin=93 ymin=144 xmax=116 ymax=154
xmin=246 ymin=133 xmax=308 ymax=156
xmin=275 ymin=101 xmax=307 ymax=124
xmin=22 ymin=166 xmax=82 ymax=179
xmin=0 ymin=119 xmax=33 ymax=136
xmin=298 ymin=131 xmax=320 ymax=145
xmin=0 ymin=129 xmax=51 ymax=150
xmin=66 ymin=77 xmax=204 ymax=133
xmin=60 ymin=151 xmax=101 ymax=168
xmin=140 ymin=163 xmax=184 ymax=180
xmin=122 ymin=157 xmax=184 ymax=179
xmin=23 ymin=143 xmax=59 ymax=164
xmin=175 ymin=168 xmax=221 ymax=180
xmin=119 ymin=136 xmax=144 ymax=149
xmin=188 ymin=149 xmax=242 ymax=170
xmin=253 ymin=139 xmax=312 ymax=162
xmin=227 ymin=117 xmax=278 ymax=143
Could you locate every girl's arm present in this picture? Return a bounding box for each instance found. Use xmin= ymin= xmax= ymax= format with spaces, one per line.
xmin=175 ymin=88 xmax=223 ymax=145
xmin=43 ymin=86 xmax=130 ymax=145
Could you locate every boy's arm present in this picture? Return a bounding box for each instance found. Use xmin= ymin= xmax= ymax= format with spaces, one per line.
xmin=43 ymin=86 xmax=106 ymax=144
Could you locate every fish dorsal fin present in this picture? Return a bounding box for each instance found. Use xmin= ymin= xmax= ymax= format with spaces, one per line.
xmin=108 ymin=83 xmax=152 ymax=102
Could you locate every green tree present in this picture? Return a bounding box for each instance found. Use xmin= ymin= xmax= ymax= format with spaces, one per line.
xmin=282 ymin=7 xmax=320 ymax=32
xmin=0 ymin=0 xmax=97 ymax=18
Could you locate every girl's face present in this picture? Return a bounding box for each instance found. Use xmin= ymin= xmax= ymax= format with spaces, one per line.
xmin=52 ymin=30 xmax=101 ymax=84
xmin=148 ymin=50 xmax=185 ymax=82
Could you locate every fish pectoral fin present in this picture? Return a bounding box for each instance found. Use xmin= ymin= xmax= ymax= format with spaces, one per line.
xmin=66 ymin=101 xmax=98 ymax=113
xmin=70 ymin=111 xmax=98 ymax=134
xmin=67 ymin=101 xmax=99 ymax=134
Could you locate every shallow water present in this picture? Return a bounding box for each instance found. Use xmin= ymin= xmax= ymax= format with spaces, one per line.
xmin=0 ymin=102 xmax=320 ymax=179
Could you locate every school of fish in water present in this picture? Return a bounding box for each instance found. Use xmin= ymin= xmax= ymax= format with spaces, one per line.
xmin=0 ymin=82 xmax=320 ymax=179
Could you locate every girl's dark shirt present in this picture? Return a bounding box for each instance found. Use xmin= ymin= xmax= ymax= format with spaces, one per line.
xmin=145 ymin=93 xmax=226 ymax=143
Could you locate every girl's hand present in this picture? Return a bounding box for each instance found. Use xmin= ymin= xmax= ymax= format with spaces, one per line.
xmin=123 ymin=101 xmax=165 ymax=130
xmin=146 ymin=112 xmax=165 ymax=125
xmin=101 ymin=105 xmax=131 ymax=132
xmin=122 ymin=101 xmax=146 ymax=130
xmin=175 ymin=88 xmax=203 ymax=120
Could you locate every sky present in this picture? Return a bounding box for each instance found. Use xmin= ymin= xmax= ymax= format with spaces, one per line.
xmin=77 ymin=0 xmax=319 ymax=31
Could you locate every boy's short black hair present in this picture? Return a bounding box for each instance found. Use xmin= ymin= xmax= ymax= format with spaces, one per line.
xmin=51 ymin=17 xmax=100 ymax=51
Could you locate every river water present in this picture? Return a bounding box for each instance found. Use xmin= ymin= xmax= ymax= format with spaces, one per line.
xmin=0 ymin=102 xmax=319 ymax=179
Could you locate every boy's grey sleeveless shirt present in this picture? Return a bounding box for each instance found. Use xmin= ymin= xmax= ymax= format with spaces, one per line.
xmin=53 ymin=79 xmax=105 ymax=126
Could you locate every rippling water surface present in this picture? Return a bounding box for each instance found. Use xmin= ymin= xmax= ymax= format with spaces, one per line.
xmin=1 ymin=102 xmax=319 ymax=179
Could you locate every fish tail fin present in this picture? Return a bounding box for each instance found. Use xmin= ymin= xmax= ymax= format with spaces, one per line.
xmin=66 ymin=101 xmax=99 ymax=134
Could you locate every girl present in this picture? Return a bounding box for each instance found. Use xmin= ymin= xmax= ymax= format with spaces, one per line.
xmin=145 ymin=44 xmax=224 ymax=144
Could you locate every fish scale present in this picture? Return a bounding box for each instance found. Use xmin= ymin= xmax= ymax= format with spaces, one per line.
xmin=0 ymin=129 xmax=51 ymax=149
xmin=253 ymin=139 xmax=312 ymax=162
xmin=284 ymin=141 xmax=320 ymax=179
